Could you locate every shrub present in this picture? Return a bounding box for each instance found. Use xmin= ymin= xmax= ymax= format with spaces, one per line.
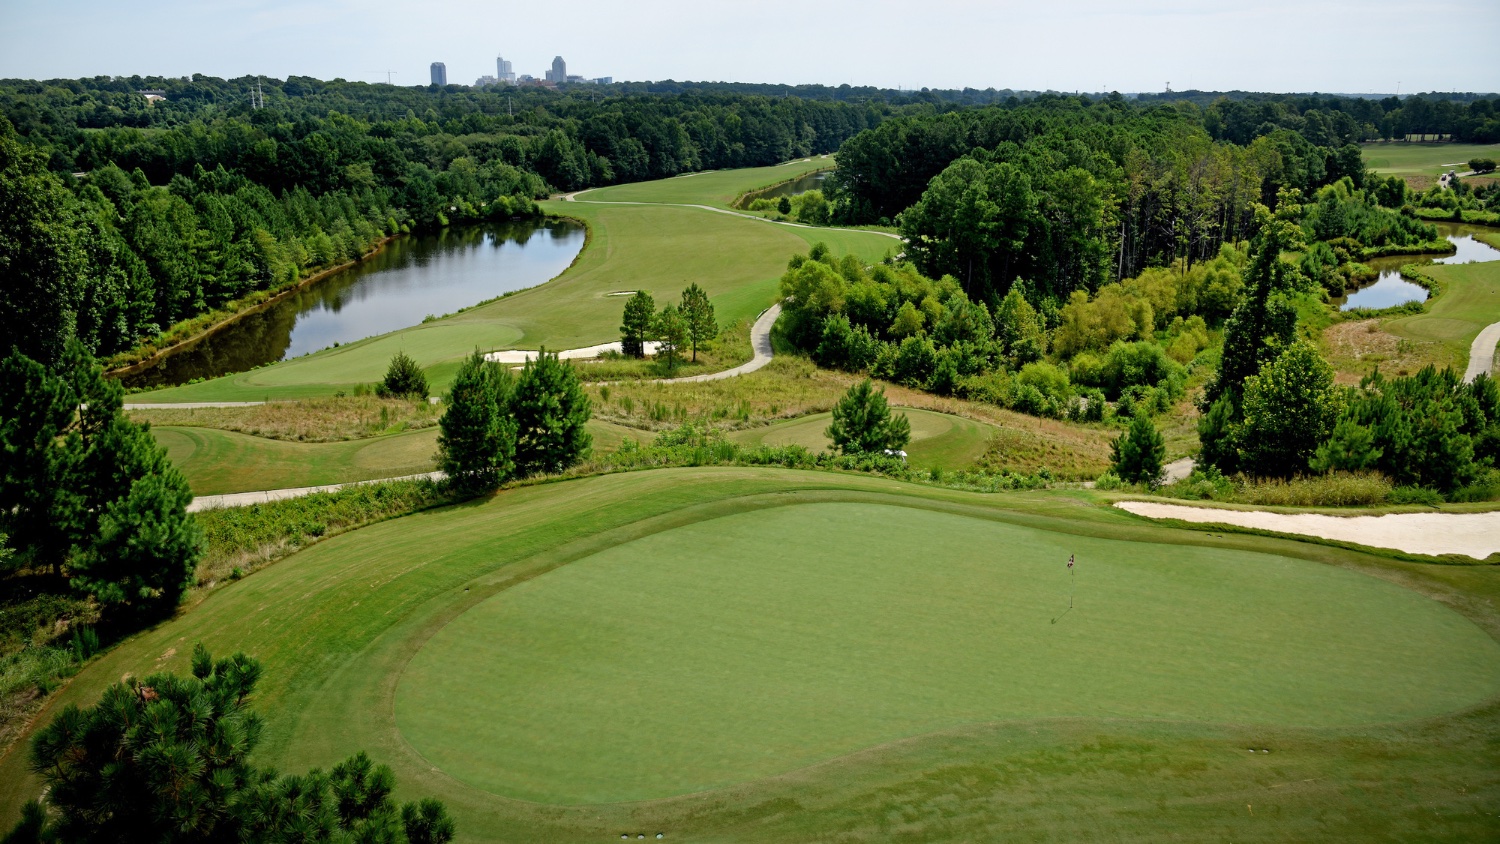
xmin=1388 ymin=485 xmax=1443 ymax=506
xmin=377 ymin=351 xmax=428 ymax=399
xmin=827 ymin=380 xmax=911 ymax=455
xmin=1237 ymin=472 xmax=1391 ymax=507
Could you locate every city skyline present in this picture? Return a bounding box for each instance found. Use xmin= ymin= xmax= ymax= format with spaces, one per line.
xmin=0 ymin=0 xmax=1496 ymax=93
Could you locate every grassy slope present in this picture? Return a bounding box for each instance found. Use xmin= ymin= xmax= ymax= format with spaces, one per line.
xmin=5 ymin=468 xmax=1498 ymax=841
xmin=580 ymin=156 xmax=835 ymax=207
xmin=1362 ymin=142 xmax=1500 ymax=178
xmin=135 ymin=166 xmax=892 ymax=404
xmin=154 ymin=419 xmax=643 ymax=495
xmin=1384 ymin=261 xmax=1500 ymax=370
xmin=727 ymin=407 xmax=996 ymax=470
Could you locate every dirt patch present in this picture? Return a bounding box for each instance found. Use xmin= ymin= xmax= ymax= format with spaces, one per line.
xmin=1322 ymin=318 xmax=1435 ymax=384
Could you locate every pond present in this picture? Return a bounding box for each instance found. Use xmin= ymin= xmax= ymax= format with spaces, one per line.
xmin=1338 ymin=223 xmax=1500 ymax=311
xmin=735 ymin=170 xmax=831 ymax=207
xmin=121 ymin=219 xmax=586 ymax=388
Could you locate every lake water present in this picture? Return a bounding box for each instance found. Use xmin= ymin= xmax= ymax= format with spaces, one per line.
xmin=736 ymin=170 xmax=831 ymax=207
xmin=121 ymin=219 xmax=586 ymax=388
xmin=1338 ymin=224 xmax=1500 ymax=311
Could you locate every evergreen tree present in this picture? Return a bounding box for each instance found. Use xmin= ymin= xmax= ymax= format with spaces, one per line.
xmin=1238 ymin=341 xmax=1342 ymax=477
xmin=1205 ymin=195 xmax=1305 ymax=405
xmin=1196 ymin=391 xmax=1241 ymax=474
xmin=619 ymin=291 xmax=656 ymax=358
xmin=13 ymin=646 xmax=455 ymax=843
xmin=680 ymin=282 xmax=717 ymax=362
xmin=1111 ymin=413 xmax=1167 ymax=486
xmin=827 ymin=379 xmax=911 ymax=455
xmin=653 ymin=304 xmax=689 ymax=373
xmin=511 ymin=350 xmax=592 ymax=476
xmin=437 ymin=350 xmax=515 ymax=491
xmin=378 ymin=351 xmax=429 ymax=399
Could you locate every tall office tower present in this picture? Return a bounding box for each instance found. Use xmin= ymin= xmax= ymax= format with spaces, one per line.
xmin=430 ymin=62 xmax=447 ymax=85
xmin=497 ymin=55 xmax=515 ymax=83
xmin=547 ymin=56 xmax=566 ymax=84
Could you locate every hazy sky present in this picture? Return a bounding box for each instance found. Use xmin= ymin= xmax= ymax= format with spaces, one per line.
xmin=2 ymin=0 xmax=1496 ymax=93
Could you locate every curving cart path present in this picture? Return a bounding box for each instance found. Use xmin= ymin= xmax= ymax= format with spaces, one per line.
xmin=1465 ymin=320 xmax=1500 ymax=383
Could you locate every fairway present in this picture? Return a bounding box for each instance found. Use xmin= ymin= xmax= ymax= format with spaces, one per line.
xmin=580 ymin=156 xmax=835 ymax=207
xmin=135 ymin=166 xmax=894 ymax=404
xmin=1363 ymin=142 xmax=1500 ymax=179
xmin=153 ymin=419 xmax=641 ymax=494
xmin=1385 ymin=260 xmax=1500 ymax=370
xmin=398 ymin=501 xmax=1500 ymax=804
xmin=728 ymin=407 xmax=995 ymax=469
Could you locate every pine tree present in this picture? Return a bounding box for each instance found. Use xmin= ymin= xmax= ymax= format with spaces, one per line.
xmin=511 ymin=350 xmax=592 ymax=476
xmin=437 ymin=350 xmax=515 ymax=491
xmin=378 ymin=351 xmax=428 ymax=399
xmin=680 ymin=283 xmax=717 ymax=362
xmin=653 ymin=304 xmax=689 ymax=373
xmin=619 ymin=290 xmax=656 ymax=358
xmin=1112 ymin=413 xmax=1166 ymax=486
xmin=827 ymin=380 xmax=911 ymax=455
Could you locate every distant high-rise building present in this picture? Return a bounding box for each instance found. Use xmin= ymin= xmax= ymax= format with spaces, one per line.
xmin=497 ymin=55 xmax=515 ymax=84
xmin=546 ymin=56 xmax=567 ymax=84
xmin=430 ymin=62 xmax=447 ymax=86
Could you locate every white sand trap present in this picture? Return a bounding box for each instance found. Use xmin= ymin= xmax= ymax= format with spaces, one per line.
xmin=485 ymin=341 xmax=661 ymax=364
xmin=605 ymin=290 xmax=639 ymax=296
xmin=1115 ymin=501 xmax=1500 ymax=559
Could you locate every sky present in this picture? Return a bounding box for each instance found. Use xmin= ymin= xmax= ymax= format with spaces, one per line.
xmin=2 ymin=0 xmax=1497 ymax=94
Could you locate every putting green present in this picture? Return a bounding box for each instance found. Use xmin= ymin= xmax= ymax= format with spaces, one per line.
xmin=728 ymin=408 xmax=995 ymax=469
xmin=395 ymin=501 xmax=1500 ymax=805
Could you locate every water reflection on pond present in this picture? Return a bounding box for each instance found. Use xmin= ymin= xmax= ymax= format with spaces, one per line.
xmin=122 ymin=219 xmax=585 ymax=388
xmin=736 ymin=170 xmax=831 ymax=207
xmin=1338 ymin=223 xmax=1500 ymax=312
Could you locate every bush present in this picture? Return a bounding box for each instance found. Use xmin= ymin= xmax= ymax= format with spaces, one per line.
xmin=827 ymin=380 xmax=911 ymax=455
xmin=377 ymin=351 xmax=429 ymax=399
xmin=1388 ymin=485 xmax=1443 ymax=506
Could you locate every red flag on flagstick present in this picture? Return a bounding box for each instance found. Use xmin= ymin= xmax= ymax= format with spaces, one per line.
xmin=1068 ymin=554 xmax=1074 ymax=569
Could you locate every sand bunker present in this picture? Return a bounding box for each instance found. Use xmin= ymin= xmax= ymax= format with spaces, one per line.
xmin=1116 ymin=501 xmax=1500 ymax=559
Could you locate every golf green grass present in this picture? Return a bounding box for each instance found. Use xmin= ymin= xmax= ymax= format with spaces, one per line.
xmin=153 ymin=419 xmax=644 ymax=495
xmin=398 ymin=500 xmax=1500 ymax=804
xmin=7 ymin=468 xmax=1500 ymax=841
xmin=134 ymin=167 xmax=894 ymax=404
xmin=1385 ymin=260 xmax=1500 ymax=370
xmin=1362 ymin=142 xmax=1500 ymax=178
xmin=727 ymin=407 xmax=995 ymax=470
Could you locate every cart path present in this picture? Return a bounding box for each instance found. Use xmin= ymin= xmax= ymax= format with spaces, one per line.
xmin=1464 ymin=320 xmax=1500 ymax=383
xmin=187 ymin=471 xmax=446 ymax=513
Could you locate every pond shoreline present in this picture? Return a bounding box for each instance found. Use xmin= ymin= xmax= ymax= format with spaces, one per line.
xmin=106 ymin=233 xmax=403 ymax=381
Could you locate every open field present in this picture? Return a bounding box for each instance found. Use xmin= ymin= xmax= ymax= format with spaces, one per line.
xmin=133 ymin=174 xmax=893 ymax=404
xmin=5 ymin=468 xmax=1499 ymax=841
xmin=727 ymin=407 xmax=997 ymax=470
xmin=152 ymin=419 xmax=644 ymax=495
xmin=579 ymin=156 xmax=834 ymax=207
xmin=1384 ymin=261 xmax=1500 ymax=372
xmin=1362 ymin=142 xmax=1500 ymax=180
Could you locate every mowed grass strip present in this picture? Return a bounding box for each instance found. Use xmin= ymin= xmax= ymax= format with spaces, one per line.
xmin=395 ymin=501 xmax=1500 ymax=804
xmin=1362 ymin=142 xmax=1500 ymax=177
xmin=4 ymin=468 xmax=1500 ymax=840
xmin=579 ymin=156 xmax=835 ymax=207
xmin=727 ymin=408 xmax=996 ymax=470
xmin=154 ymin=419 xmax=642 ymax=495
xmin=1385 ymin=260 xmax=1500 ymax=370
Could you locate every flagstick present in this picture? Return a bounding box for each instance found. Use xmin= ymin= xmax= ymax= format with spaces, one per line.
xmin=1070 ymin=565 xmax=1075 ymax=609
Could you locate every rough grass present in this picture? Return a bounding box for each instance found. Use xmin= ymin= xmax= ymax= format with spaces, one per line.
xmin=726 ymin=408 xmax=996 ymax=471
xmin=152 ymin=426 xmax=441 ymax=496
xmin=7 ymin=469 xmax=1500 ymax=841
xmin=129 ymin=395 xmax=442 ymax=442
xmin=580 ymin=157 xmax=835 ymax=208
xmin=592 ymin=357 xmax=1114 ymax=478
